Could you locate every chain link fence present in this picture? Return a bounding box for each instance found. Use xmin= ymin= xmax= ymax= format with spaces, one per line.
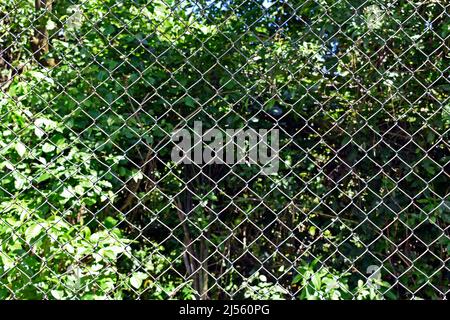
xmin=0 ymin=0 xmax=449 ymax=300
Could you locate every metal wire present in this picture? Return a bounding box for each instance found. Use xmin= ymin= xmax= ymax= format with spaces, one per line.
xmin=0 ymin=0 xmax=448 ymax=300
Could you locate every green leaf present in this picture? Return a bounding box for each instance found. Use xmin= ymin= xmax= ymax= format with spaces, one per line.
xmin=46 ymin=19 xmax=57 ymax=30
xmin=131 ymin=170 xmax=143 ymax=183
xmin=35 ymin=172 xmax=52 ymax=183
xmin=42 ymin=143 xmax=56 ymax=153
xmin=14 ymin=173 xmax=27 ymax=190
xmin=184 ymin=96 xmax=196 ymax=107
xmin=25 ymin=224 xmax=43 ymax=243
xmin=50 ymin=290 xmax=64 ymax=300
xmin=292 ymin=274 xmax=302 ymax=285
xmin=29 ymin=71 xmax=54 ymax=84
xmin=104 ymin=216 xmax=118 ymax=229
xmin=130 ymin=272 xmax=147 ymax=289
xmin=60 ymin=188 xmax=74 ymax=199
xmin=311 ymin=273 xmax=322 ymax=290
xmin=34 ymin=127 xmax=45 ymax=138
xmin=15 ymin=142 xmax=26 ymax=158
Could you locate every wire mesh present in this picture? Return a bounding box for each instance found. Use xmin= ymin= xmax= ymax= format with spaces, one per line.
xmin=0 ymin=0 xmax=448 ymax=300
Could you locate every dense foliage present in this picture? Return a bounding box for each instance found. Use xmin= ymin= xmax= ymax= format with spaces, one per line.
xmin=0 ymin=0 xmax=448 ymax=299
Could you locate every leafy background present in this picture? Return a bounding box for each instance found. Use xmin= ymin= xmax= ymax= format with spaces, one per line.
xmin=0 ymin=0 xmax=448 ymax=299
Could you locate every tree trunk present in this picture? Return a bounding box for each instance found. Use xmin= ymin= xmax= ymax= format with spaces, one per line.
xmin=31 ymin=0 xmax=55 ymax=67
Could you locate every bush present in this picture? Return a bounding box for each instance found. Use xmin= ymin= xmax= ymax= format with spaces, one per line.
xmin=0 ymin=0 xmax=448 ymax=299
